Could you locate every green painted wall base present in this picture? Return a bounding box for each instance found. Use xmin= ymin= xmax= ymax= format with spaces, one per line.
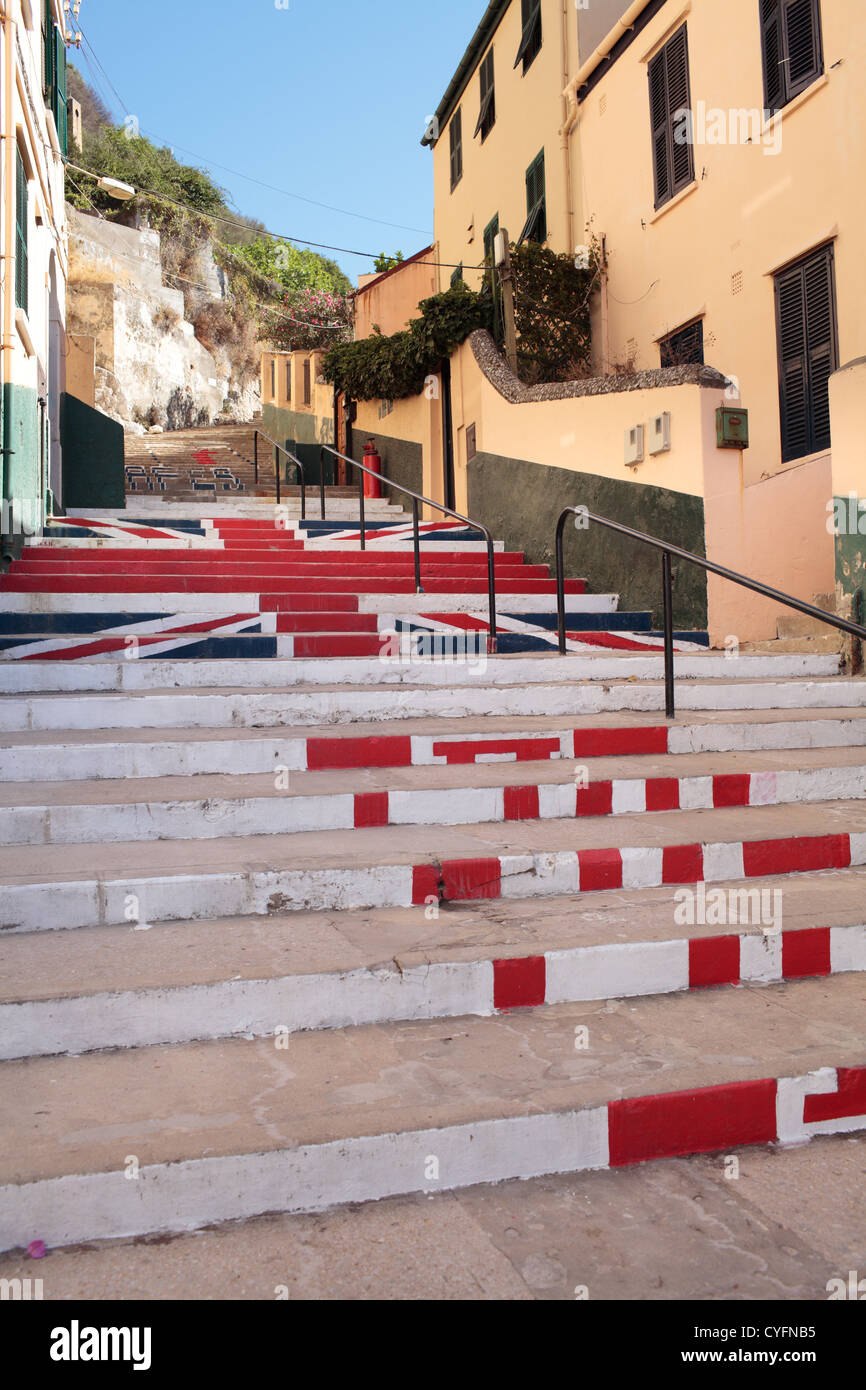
xmin=833 ymin=495 xmax=865 ymax=623
xmin=467 ymin=452 xmax=708 ymax=629
xmin=350 ymin=429 xmax=423 ymax=512
xmin=61 ymin=394 xmax=125 ymax=510
xmin=2 ymin=382 xmax=43 ymax=557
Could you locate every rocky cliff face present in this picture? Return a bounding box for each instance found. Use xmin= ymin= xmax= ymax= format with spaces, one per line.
xmin=66 ymin=208 xmax=260 ymax=434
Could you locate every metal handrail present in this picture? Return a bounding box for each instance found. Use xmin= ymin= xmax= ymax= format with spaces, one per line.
xmin=252 ymin=429 xmax=307 ymax=518
xmin=320 ymin=443 xmax=498 ymax=651
xmin=555 ymin=506 xmax=866 ymax=719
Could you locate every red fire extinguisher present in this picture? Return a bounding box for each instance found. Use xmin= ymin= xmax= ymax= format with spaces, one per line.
xmin=362 ymin=439 xmax=383 ymax=499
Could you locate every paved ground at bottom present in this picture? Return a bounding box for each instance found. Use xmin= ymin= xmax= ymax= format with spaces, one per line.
xmin=2 ymin=1133 xmax=863 ymax=1301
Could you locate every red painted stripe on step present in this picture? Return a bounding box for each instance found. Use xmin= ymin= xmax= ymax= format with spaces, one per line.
xmin=503 ymin=786 xmax=540 ymax=821
xmin=782 ymin=926 xmax=832 ymax=980
xmin=608 ymin=1078 xmax=778 ymax=1165
xmin=803 ymin=1067 xmax=866 ymax=1124
xmin=742 ymin=834 xmax=851 ymax=878
xmin=645 ymin=777 xmax=680 ymax=812
xmin=276 ymin=613 xmax=379 ymax=633
xmin=689 ymin=935 xmax=741 ymax=989
xmin=578 ymin=848 xmax=623 ymax=891
xmin=432 ymin=738 xmax=561 ymax=765
xmin=493 ymin=956 xmax=546 ymax=1010
xmin=306 ymin=736 xmax=412 ymax=771
xmin=567 ymin=631 xmax=662 ymax=652
xmin=713 ymin=774 xmax=752 ymax=808
xmin=354 ymin=792 xmax=389 ymax=829
xmin=293 ymin=634 xmax=382 ymax=658
xmin=412 ymin=865 xmax=440 ymax=906
xmin=572 ymin=727 xmax=669 ymax=757
xmin=441 ymin=858 xmax=502 ymax=901
xmin=663 ymin=844 xmax=704 ymax=884
xmin=575 ymin=781 xmax=613 ymax=817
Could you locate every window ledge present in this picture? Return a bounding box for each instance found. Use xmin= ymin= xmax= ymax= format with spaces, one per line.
xmin=15 ymin=308 xmax=35 ymax=357
xmin=763 ymin=73 xmax=829 ymax=134
xmin=649 ymin=179 xmax=698 ymax=224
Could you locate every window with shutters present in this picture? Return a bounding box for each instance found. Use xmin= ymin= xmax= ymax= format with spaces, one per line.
xmin=659 ymin=320 xmax=704 ymax=368
xmin=648 ymin=25 xmax=694 ymax=210
xmin=515 ymin=0 xmax=542 ymax=74
xmin=519 ymin=152 xmax=546 ymax=244
xmin=774 ymin=243 xmax=837 ymax=463
xmin=450 ymin=264 xmax=465 ymax=289
xmin=483 ymin=215 xmax=499 ymax=267
xmin=15 ymin=147 xmax=29 ymax=316
xmin=760 ymin=0 xmax=823 ymax=113
xmin=303 ymin=359 xmax=312 ymax=405
xmin=41 ymin=3 xmax=68 ymax=155
xmin=475 ymin=50 xmax=495 ymax=142
xmin=269 ymin=360 xmax=276 ymax=400
xmin=449 ymin=110 xmax=463 ymax=191
xmin=286 ymin=361 xmax=292 ymax=402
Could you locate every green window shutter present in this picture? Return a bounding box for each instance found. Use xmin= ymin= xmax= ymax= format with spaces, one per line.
xmin=761 ymin=0 xmax=785 ymax=111
xmin=761 ymin=1 xmax=823 ymax=111
xmin=474 ymin=50 xmax=495 ymax=140
xmin=775 ymin=243 xmax=837 ymax=462
xmin=648 ymin=24 xmax=693 ymax=209
xmin=15 ymin=148 xmax=29 ymax=315
xmin=660 ymin=320 xmax=704 ymax=368
xmin=55 ymin=26 xmax=68 ymax=155
xmin=450 ymin=263 xmax=464 ymax=289
xmin=515 ymin=0 xmax=542 ymax=72
xmin=449 ymin=110 xmax=463 ymax=191
xmin=42 ymin=0 xmax=53 ymax=97
xmin=519 ymin=151 xmax=546 ymax=243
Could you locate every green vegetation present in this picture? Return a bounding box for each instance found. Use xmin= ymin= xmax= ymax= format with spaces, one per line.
xmin=323 ymin=285 xmax=492 ymax=401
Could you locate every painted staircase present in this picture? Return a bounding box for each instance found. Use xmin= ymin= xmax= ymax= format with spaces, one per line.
xmin=0 ymin=486 xmax=864 ymax=1255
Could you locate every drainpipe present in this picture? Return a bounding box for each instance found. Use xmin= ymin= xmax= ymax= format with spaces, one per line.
xmin=1 ymin=1 xmax=16 ymax=504
xmin=562 ymin=0 xmax=652 ymax=118
xmin=560 ymin=0 xmax=575 ymax=255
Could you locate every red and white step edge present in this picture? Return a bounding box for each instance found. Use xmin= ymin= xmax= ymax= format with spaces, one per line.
xmin=6 ymin=764 xmax=866 ymax=845
xmin=3 ymin=717 xmax=863 ymax=782
xmin=1 ymin=1060 xmax=863 ymax=1252
xmin=2 ymin=921 xmax=865 ymax=1061
xmin=3 ymin=831 xmax=866 ymax=932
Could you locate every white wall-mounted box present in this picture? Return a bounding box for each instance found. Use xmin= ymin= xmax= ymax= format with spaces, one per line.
xmin=625 ymin=425 xmax=645 ymax=466
xmin=649 ymin=412 xmax=671 ymax=455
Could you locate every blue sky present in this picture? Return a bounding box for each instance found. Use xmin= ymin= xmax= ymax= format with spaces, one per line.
xmin=74 ymin=0 xmax=484 ymax=282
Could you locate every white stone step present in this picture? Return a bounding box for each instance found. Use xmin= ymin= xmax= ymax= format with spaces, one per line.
xmin=2 ymin=747 xmax=864 ymax=846
xmin=1 ymin=797 xmax=863 ymax=932
xmin=1 ymin=707 xmax=865 ymax=781
xmin=0 ymin=653 xmax=845 ymax=700
xmin=1 ymin=678 xmax=863 ymax=735
xmin=1 ymin=868 xmax=864 ymax=1060
xmin=0 ymin=591 xmax=620 ymax=616
xmin=0 ymin=975 xmax=863 ymax=1251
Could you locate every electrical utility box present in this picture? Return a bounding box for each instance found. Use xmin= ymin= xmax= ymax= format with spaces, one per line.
xmin=716 ymin=407 xmax=750 ymax=449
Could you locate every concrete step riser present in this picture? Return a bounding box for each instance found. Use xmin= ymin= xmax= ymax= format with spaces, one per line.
xmin=2 ymin=717 xmax=864 ymax=781
xmin=6 ymin=765 xmax=866 ymax=846
xmin=2 ymin=681 xmax=863 ymax=735
xmin=0 ymin=657 xmax=847 ymax=701
xmin=3 ymin=830 xmax=865 ymax=933
xmin=1 ymin=1051 xmax=863 ymax=1253
xmin=4 ymin=921 xmax=865 ymax=1061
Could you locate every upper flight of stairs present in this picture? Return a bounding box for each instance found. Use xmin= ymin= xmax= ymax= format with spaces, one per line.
xmin=0 ymin=473 xmax=864 ymax=1258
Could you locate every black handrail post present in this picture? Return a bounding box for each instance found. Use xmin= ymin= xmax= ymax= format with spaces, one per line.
xmin=662 ymin=550 xmax=676 ymax=719
xmin=485 ymin=528 xmax=498 ymax=655
xmin=358 ymin=458 xmax=366 ymax=551
xmin=412 ymin=497 xmax=421 ymax=593
xmin=253 ymin=431 xmax=259 ymax=486
xmin=555 ymin=511 xmax=568 ymax=655
xmin=319 ymin=449 xmax=326 ymax=522
xmin=274 ymin=446 xmax=281 ymax=507
xmin=317 ymin=443 xmax=500 ymax=656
